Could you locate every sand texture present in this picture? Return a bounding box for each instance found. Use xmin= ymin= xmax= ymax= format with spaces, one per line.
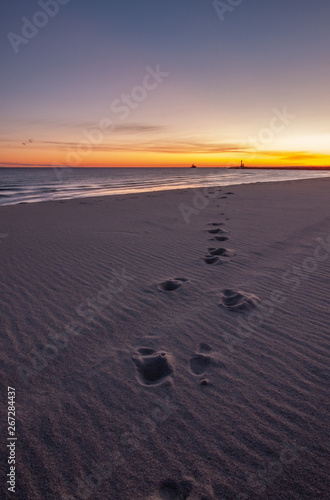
xmin=0 ymin=178 xmax=329 ymax=499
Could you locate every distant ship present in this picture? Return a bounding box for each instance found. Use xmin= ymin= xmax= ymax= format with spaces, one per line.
xmin=190 ymin=164 xmax=197 ymax=168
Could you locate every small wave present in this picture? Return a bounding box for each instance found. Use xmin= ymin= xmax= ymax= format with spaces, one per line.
xmin=1 ymin=167 xmax=330 ymax=206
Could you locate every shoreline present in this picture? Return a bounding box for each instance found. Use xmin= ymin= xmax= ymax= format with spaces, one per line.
xmin=1 ymin=174 xmax=330 ymax=209
xmin=1 ymin=177 xmax=329 ymax=499
xmin=1 ymin=168 xmax=330 ymax=208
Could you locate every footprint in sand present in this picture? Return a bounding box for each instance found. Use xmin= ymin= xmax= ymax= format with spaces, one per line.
xmin=137 ymin=347 xmax=156 ymax=356
xmin=158 ymin=278 xmax=188 ymax=292
xmin=132 ymin=349 xmax=174 ymax=386
xmin=199 ymin=342 xmax=213 ymax=353
xmin=208 ymin=228 xmax=228 ymax=236
xmin=204 ymin=247 xmax=233 ymax=265
xmin=189 ymin=345 xmax=219 ymax=386
xmin=158 ymin=478 xmax=192 ymax=500
xmin=203 ymin=255 xmax=220 ymax=265
xmin=207 ymin=247 xmax=232 ymax=257
xmin=220 ymin=289 xmax=260 ymax=312
xmin=189 ymin=353 xmax=211 ymax=376
xmin=214 ymin=236 xmax=229 ymax=242
xmin=208 ymin=222 xmax=225 ymax=227
xmin=226 ymin=191 xmax=235 ymax=195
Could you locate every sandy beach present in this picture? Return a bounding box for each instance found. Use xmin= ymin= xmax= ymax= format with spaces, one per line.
xmin=0 ymin=178 xmax=329 ymax=500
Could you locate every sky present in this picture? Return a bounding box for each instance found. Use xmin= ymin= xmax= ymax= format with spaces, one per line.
xmin=1 ymin=0 xmax=330 ymax=168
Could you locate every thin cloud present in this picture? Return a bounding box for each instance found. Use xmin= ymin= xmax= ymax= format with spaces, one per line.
xmin=0 ymin=162 xmax=57 ymax=167
xmin=112 ymin=124 xmax=166 ymax=134
xmin=2 ymin=136 xmax=249 ymax=154
xmin=283 ymin=152 xmax=329 ymax=161
xmin=1 ymin=134 xmax=329 ymax=161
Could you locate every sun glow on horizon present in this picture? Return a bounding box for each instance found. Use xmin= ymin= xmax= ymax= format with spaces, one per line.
xmin=1 ymin=1 xmax=330 ymax=170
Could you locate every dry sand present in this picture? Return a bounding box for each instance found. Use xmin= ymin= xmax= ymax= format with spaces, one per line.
xmin=0 ymin=178 xmax=329 ymax=500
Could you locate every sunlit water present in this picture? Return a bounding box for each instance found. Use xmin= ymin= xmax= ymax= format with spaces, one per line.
xmin=1 ymin=167 xmax=330 ymax=206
